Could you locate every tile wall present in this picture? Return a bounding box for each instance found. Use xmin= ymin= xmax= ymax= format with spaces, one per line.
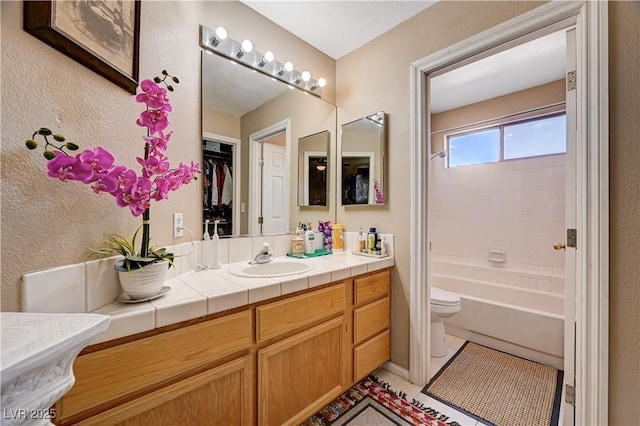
xmin=22 ymin=232 xmax=394 ymax=314
xmin=430 ymin=154 xmax=566 ymax=295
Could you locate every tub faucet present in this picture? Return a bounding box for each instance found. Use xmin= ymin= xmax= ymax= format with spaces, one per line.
xmin=251 ymin=242 xmax=272 ymax=264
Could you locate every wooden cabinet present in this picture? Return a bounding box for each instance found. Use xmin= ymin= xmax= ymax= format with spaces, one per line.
xmin=78 ymin=355 xmax=253 ymax=426
xmin=258 ymin=318 xmax=344 ymax=425
xmin=351 ymin=269 xmax=391 ymax=383
xmin=55 ymin=268 xmax=391 ymax=426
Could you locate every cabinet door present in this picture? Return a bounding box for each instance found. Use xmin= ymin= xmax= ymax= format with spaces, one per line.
xmin=77 ymin=355 xmax=253 ymax=426
xmin=258 ymin=317 xmax=344 ymax=426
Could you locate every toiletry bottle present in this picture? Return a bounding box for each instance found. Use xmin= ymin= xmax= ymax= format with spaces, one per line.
xmin=332 ymin=224 xmax=344 ymax=251
xmin=358 ymin=228 xmax=366 ymax=253
xmin=380 ymin=236 xmax=387 ymax=256
xmin=202 ymin=219 xmax=213 ymax=267
xmin=291 ymin=227 xmax=305 ymax=256
xmin=304 ymin=223 xmax=315 ymax=254
xmin=211 ymin=220 xmax=221 ymax=269
xmin=367 ymin=227 xmax=377 ymax=254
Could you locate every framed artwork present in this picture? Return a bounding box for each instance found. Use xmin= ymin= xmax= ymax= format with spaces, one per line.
xmin=24 ymin=0 xmax=141 ymax=94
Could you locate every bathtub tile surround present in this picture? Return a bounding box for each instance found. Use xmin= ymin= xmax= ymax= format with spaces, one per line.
xmin=21 ymin=235 xmax=394 ymax=345
xmin=430 ymin=154 xmax=566 ymax=299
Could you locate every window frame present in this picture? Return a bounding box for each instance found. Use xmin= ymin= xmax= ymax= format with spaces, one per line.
xmin=445 ymin=111 xmax=567 ymax=168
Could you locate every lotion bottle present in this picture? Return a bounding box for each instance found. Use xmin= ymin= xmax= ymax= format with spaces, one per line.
xmin=291 ymin=226 xmax=305 ymax=256
xmin=367 ymin=227 xmax=377 ymax=254
xmin=357 ymin=227 xmax=366 ymax=253
xmin=304 ymin=223 xmax=315 ymax=255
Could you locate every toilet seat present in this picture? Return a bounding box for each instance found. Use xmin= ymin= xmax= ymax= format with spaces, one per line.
xmin=430 ymin=287 xmax=460 ymax=306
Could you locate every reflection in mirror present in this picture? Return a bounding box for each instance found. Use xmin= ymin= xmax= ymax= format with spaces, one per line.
xmin=298 ymin=131 xmax=329 ymax=207
xmin=340 ymin=112 xmax=386 ymax=205
xmin=201 ymin=50 xmax=337 ymax=235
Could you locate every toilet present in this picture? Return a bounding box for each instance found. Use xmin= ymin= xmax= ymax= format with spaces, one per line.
xmin=430 ymin=287 xmax=461 ymax=357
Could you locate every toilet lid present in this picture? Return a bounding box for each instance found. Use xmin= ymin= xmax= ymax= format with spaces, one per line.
xmin=430 ymin=287 xmax=460 ymax=305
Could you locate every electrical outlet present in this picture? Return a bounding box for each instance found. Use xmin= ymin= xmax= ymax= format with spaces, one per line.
xmin=173 ymin=213 xmax=184 ymax=238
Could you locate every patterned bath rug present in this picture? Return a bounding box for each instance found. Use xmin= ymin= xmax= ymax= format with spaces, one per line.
xmin=301 ymin=375 xmax=460 ymax=426
xmin=422 ymin=342 xmax=563 ymax=426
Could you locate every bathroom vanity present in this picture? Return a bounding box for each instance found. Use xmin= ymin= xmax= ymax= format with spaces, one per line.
xmin=53 ymin=268 xmax=390 ymax=425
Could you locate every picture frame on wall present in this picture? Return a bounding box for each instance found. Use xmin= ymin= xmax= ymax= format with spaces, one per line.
xmin=24 ymin=0 xmax=141 ymax=94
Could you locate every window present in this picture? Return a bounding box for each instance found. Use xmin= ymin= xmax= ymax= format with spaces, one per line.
xmin=446 ymin=113 xmax=566 ymax=167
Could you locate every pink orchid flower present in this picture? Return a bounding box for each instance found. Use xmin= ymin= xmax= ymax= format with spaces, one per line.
xmin=136 ymin=108 xmax=170 ymax=134
xmin=47 ymin=152 xmax=93 ymax=182
xmin=135 ymin=79 xmax=172 ymax=110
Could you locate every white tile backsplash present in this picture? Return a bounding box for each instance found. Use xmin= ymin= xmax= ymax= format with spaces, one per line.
xmin=22 ymin=263 xmax=86 ymax=313
xmin=228 ymin=237 xmax=253 ymax=263
xmin=85 ymin=257 xmax=121 ymax=312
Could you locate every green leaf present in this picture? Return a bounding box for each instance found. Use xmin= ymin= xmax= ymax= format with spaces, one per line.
xmin=65 ymin=142 xmax=79 ymax=150
xmin=53 ymin=134 xmax=66 ymax=142
xmin=37 ymin=127 xmax=52 ymax=136
xmin=25 ymin=139 xmax=38 ymax=149
xmin=43 ymin=150 xmax=55 ymax=160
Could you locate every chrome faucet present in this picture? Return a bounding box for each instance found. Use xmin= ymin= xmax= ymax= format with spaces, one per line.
xmin=250 ymin=242 xmax=272 ymax=264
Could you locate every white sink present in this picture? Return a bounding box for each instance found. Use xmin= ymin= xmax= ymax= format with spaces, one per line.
xmin=1 ymin=313 xmax=110 ymax=425
xmin=229 ymin=258 xmax=316 ymax=278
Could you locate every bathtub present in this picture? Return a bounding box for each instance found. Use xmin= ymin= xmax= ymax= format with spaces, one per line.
xmin=432 ymin=274 xmax=565 ymax=369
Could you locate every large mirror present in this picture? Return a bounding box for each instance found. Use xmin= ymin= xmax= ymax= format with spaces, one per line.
xmin=201 ymin=50 xmax=337 ymax=236
xmin=298 ymin=131 xmax=329 ymax=207
xmin=340 ymin=112 xmax=386 ymax=205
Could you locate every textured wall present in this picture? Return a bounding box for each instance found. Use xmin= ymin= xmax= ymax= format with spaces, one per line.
xmin=337 ymin=3 xmax=640 ymax=423
xmin=336 ymin=0 xmax=545 ymax=372
xmin=0 ymin=0 xmax=335 ymax=311
xmin=608 ymin=2 xmax=640 ymax=424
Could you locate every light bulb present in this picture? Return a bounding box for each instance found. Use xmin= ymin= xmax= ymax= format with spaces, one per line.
xmin=211 ymin=26 xmax=227 ymax=46
xmin=257 ymin=51 xmax=274 ymax=67
xmin=301 ymin=71 xmax=311 ymax=82
xmin=317 ymin=78 xmax=326 ymax=88
xmin=240 ymin=39 xmax=253 ymax=53
xmin=284 ymin=61 xmax=294 ymax=72
xmin=234 ymin=39 xmax=253 ymax=58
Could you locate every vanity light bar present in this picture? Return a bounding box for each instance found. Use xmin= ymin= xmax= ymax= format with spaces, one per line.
xmin=199 ymin=25 xmax=324 ymax=97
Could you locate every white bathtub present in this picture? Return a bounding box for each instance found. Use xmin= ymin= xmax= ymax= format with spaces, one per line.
xmin=432 ymin=274 xmax=565 ymax=369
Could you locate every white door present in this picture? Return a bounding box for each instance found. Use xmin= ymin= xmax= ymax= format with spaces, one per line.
xmin=261 ymin=142 xmax=288 ymax=234
xmin=562 ymin=27 xmax=577 ymax=426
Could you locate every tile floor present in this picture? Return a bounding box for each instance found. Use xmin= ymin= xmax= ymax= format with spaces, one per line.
xmin=374 ymin=334 xmax=487 ymax=426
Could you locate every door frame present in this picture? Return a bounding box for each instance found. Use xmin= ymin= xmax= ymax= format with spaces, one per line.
xmin=248 ymin=119 xmax=291 ymax=234
xmin=408 ymin=2 xmax=608 ymax=425
xmin=203 ymin=132 xmax=241 ymax=236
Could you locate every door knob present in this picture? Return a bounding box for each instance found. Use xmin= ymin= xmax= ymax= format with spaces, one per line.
xmin=553 ymin=242 xmax=566 ymax=251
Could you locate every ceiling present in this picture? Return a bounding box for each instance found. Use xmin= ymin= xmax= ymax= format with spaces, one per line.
xmin=208 ymin=3 xmax=567 ymax=114
xmin=240 ymin=1 xmax=437 ymax=60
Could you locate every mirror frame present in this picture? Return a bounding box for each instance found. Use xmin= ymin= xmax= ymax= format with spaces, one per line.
xmin=339 ymin=111 xmax=387 ymax=206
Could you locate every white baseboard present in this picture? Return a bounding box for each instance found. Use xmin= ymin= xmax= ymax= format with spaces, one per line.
xmin=381 ymin=361 xmax=410 ymax=381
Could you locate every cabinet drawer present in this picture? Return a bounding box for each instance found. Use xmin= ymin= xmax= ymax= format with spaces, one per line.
xmin=59 ymin=309 xmax=252 ymax=423
xmin=353 ymin=269 xmax=390 ymax=306
xmin=256 ymin=283 xmax=345 ymax=343
xmin=353 ymin=330 xmax=390 ymax=382
xmin=353 ymin=297 xmax=390 ymax=345
xmin=77 ymin=355 xmax=254 ymax=426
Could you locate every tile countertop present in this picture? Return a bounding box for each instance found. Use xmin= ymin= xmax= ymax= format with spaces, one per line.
xmin=91 ymin=251 xmax=394 ymax=345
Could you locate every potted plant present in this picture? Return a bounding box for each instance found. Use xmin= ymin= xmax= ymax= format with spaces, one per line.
xmin=26 ymin=71 xmax=200 ymax=299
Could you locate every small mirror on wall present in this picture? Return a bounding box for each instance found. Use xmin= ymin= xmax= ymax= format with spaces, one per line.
xmin=340 ymin=112 xmax=386 ymax=205
xmin=298 ymin=131 xmax=329 ymax=207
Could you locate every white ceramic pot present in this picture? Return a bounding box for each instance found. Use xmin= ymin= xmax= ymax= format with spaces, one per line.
xmin=117 ymin=261 xmax=168 ymax=299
